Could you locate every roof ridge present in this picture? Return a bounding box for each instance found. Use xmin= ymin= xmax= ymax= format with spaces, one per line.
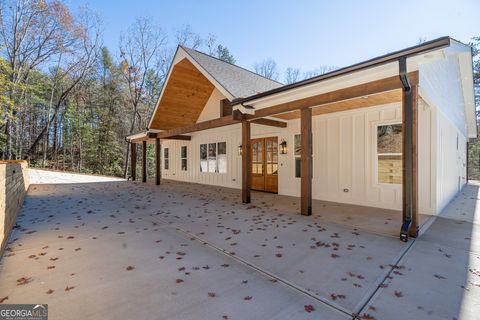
xmin=179 ymin=45 xmax=284 ymax=86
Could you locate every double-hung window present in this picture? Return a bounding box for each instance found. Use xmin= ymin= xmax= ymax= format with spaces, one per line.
xmin=200 ymin=142 xmax=227 ymax=173
xmin=164 ymin=148 xmax=169 ymax=170
xmin=294 ymin=134 xmax=301 ymax=178
xmin=181 ymin=146 xmax=187 ymax=171
xmin=376 ymin=123 xmax=402 ymax=184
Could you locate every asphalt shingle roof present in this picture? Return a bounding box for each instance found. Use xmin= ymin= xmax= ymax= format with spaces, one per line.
xmin=181 ymin=46 xmax=283 ymax=99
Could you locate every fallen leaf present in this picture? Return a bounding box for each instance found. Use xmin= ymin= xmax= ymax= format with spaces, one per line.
xmin=176 ymin=279 xmax=184 ymax=284
xmin=126 ymin=266 xmax=134 ymax=271
xmin=16 ymin=277 xmax=32 ymax=285
xmin=394 ymin=291 xmax=403 ymax=298
xmin=65 ymin=286 xmax=75 ymax=292
xmin=244 ymin=296 xmax=252 ymax=301
xmin=0 ymin=296 xmax=8 ymax=303
xmin=46 ymin=289 xmax=54 ymax=295
xmin=304 ymin=305 xmax=315 ymax=313
xmin=208 ymin=292 xmax=216 ymax=298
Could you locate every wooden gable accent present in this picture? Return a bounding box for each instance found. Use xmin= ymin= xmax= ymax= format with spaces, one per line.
xmin=273 ymin=89 xmax=402 ymax=120
xmin=150 ymin=58 xmax=215 ymax=130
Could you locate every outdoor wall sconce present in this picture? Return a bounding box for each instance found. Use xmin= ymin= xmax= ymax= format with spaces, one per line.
xmin=279 ymin=139 xmax=287 ymax=154
xmin=238 ymin=144 xmax=242 ymax=156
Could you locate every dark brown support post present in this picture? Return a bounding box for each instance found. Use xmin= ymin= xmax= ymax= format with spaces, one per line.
xmin=301 ymin=107 xmax=313 ymax=216
xmin=242 ymin=121 xmax=251 ymax=203
xmin=400 ymin=57 xmax=418 ymax=241
xmin=142 ymin=140 xmax=147 ymax=183
xmin=410 ymin=84 xmax=418 ymax=237
xmin=130 ymin=143 xmax=136 ymax=181
xmin=155 ymin=138 xmax=161 ymax=185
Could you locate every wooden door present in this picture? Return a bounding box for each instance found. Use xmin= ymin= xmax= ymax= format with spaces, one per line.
xmin=251 ymin=137 xmax=278 ymax=193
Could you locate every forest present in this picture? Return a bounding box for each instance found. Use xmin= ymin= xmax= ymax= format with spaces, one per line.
xmin=1 ymin=0 xmax=479 ymax=179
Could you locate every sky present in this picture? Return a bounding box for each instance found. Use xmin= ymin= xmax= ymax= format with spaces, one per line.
xmin=66 ymin=0 xmax=480 ymax=80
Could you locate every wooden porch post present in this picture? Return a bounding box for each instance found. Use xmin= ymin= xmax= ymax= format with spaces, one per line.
xmin=242 ymin=121 xmax=251 ymax=203
xmin=301 ymin=107 xmax=313 ymax=216
xmin=130 ymin=143 xmax=136 ymax=181
xmin=402 ymin=80 xmax=419 ymax=239
xmin=142 ymin=140 xmax=147 ymax=183
xmin=155 ymin=138 xmax=161 ymax=185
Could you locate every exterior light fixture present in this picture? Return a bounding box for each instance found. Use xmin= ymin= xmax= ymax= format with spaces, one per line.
xmin=279 ymin=139 xmax=287 ymax=154
xmin=238 ymin=144 xmax=243 ymax=156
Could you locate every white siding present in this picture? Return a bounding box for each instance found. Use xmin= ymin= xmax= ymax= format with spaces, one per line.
xmin=162 ymin=124 xmax=242 ymax=189
xmin=161 ymin=102 xmax=434 ymax=214
xmin=196 ymin=88 xmax=225 ymax=122
xmin=419 ymin=54 xmax=468 ymax=136
xmin=435 ymin=107 xmax=467 ymax=213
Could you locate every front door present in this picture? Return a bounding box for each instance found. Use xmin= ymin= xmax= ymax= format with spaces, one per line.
xmin=251 ymin=137 xmax=278 ymax=193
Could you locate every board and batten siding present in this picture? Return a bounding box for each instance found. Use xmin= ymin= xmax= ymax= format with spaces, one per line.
xmin=435 ymin=106 xmax=467 ymax=213
xmin=161 ymin=101 xmax=435 ymax=214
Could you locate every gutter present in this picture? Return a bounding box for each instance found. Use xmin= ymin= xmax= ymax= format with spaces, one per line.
xmin=232 ymin=36 xmax=451 ymax=106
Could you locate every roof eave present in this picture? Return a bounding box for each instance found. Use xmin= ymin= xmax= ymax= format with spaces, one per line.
xmin=232 ymin=36 xmax=452 ymax=106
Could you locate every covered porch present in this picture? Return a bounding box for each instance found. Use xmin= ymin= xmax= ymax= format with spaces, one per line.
xmin=127 ymin=70 xmax=422 ymax=242
xmin=126 ymin=38 xmax=456 ymax=242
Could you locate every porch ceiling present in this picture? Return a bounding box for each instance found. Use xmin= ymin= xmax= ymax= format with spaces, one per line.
xmin=149 ymin=58 xmax=215 ymax=130
xmin=272 ymin=89 xmax=402 ymax=120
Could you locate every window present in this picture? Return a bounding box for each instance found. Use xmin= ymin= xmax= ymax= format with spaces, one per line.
xmin=200 ymin=144 xmax=208 ymax=172
xmin=208 ymin=143 xmax=217 ymax=172
xmin=377 ymin=124 xmax=402 ymax=184
xmin=294 ymin=134 xmax=301 ymax=178
xmin=164 ymin=148 xmax=169 ymax=170
xmin=220 ymin=99 xmax=232 ymax=117
xmin=217 ymin=142 xmax=227 ymax=173
xmin=200 ymin=142 xmax=227 ymax=173
xmin=181 ymin=146 xmax=187 ymax=171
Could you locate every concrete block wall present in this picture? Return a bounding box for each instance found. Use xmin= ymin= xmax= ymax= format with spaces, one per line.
xmin=0 ymin=160 xmax=29 ymax=255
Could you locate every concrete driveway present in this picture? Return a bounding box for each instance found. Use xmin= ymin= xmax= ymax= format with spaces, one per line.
xmin=0 ymin=170 xmax=478 ymax=319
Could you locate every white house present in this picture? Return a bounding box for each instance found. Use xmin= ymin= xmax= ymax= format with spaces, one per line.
xmin=127 ymin=37 xmax=476 ymax=242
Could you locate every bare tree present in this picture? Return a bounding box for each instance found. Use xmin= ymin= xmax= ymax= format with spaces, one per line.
xmin=254 ymin=58 xmax=279 ymax=81
xmin=303 ymin=65 xmax=336 ymax=79
xmin=285 ymin=67 xmax=300 ymax=84
xmin=119 ymin=17 xmax=167 ymax=177
xmin=174 ymin=24 xmax=202 ymax=49
xmin=25 ymin=6 xmax=102 ymax=160
xmin=0 ymin=0 xmax=78 ymax=159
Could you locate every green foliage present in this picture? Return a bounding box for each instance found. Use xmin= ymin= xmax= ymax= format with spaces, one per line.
xmin=215 ymin=45 xmax=235 ymax=64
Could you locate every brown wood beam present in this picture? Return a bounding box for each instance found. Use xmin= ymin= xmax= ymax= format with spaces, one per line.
xmin=250 ymin=72 xmax=418 ymax=120
xmin=142 ymin=140 xmax=147 ymax=183
xmin=155 ymin=138 xmax=161 ymax=185
xmin=300 ymin=108 xmax=313 ymax=216
xmin=233 ymin=109 xmax=286 ymax=127
xmin=157 ymin=115 xmax=239 ymax=139
xmin=130 ymin=143 xmax=136 ymax=181
xmin=250 ymin=118 xmax=287 ymax=128
xmin=162 ymin=135 xmax=191 ymax=141
xmin=242 ymin=121 xmax=251 ymax=203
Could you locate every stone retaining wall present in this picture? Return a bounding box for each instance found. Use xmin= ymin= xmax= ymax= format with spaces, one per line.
xmin=0 ymin=161 xmax=29 ymax=255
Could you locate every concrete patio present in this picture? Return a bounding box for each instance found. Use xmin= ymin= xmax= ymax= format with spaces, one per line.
xmin=0 ymin=169 xmax=478 ymax=319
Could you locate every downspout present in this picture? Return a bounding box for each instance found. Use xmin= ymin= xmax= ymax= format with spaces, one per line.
xmin=399 ymin=57 xmax=414 ymax=242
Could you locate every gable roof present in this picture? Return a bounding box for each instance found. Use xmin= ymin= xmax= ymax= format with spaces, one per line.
xmin=181 ymin=46 xmax=283 ymax=99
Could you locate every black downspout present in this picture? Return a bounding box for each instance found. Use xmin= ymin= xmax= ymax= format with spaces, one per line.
xmin=399 ymin=57 xmax=414 ymax=242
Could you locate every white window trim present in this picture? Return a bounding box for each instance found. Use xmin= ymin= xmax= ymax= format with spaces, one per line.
xmin=181 ymin=146 xmax=187 ymax=171
xmin=163 ymin=147 xmax=170 ymax=171
xmin=294 ymin=134 xmax=301 ymax=178
xmin=199 ymin=142 xmax=227 ymax=174
xmin=374 ymin=122 xmax=402 ymax=188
